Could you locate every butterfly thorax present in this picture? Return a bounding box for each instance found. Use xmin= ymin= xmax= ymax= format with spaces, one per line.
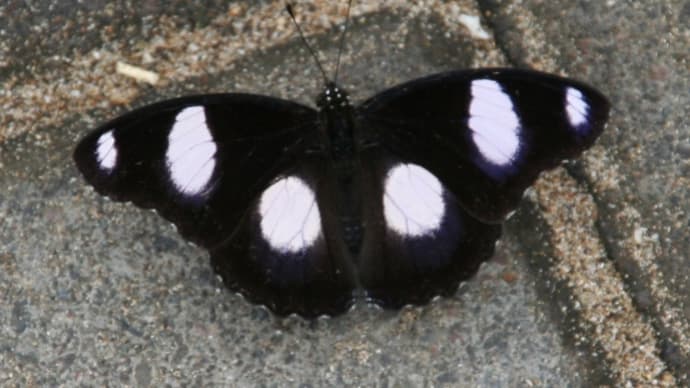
xmin=316 ymin=81 xmax=352 ymax=111
xmin=317 ymin=82 xmax=357 ymax=167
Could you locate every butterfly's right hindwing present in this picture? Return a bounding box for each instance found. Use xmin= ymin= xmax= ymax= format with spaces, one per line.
xmin=356 ymin=150 xmax=501 ymax=308
xmin=74 ymin=94 xmax=319 ymax=249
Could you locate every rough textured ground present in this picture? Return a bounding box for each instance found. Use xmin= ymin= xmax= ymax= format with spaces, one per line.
xmin=0 ymin=0 xmax=688 ymax=386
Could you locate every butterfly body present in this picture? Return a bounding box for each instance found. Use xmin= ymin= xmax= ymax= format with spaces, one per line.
xmin=75 ymin=68 xmax=609 ymax=318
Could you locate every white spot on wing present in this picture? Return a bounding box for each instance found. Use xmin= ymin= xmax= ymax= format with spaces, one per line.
xmin=259 ymin=176 xmax=322 ymax=253
xmin=165 ymin=106 xmax=217 ymax=195
xmin=469 ymin=79 xmax=521 ymax=165
xmin=383 ymin=163 xmax=445 ymax=237
xmin=566 ymin=87 xmax=589 ymax=129
xmin=96 ymin=130 xmax=117 ymax=171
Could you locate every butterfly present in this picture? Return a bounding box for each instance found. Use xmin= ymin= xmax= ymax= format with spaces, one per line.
xmin=74 ymin=3 xmax=609 ymax=318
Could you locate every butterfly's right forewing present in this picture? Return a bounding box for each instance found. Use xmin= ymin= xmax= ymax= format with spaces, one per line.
xmin=359 ymin=68 xmax=609 ymax=223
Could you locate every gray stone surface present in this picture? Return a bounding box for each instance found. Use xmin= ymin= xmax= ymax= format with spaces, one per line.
xmin=0 ymin=0 xmax=687 ymax=386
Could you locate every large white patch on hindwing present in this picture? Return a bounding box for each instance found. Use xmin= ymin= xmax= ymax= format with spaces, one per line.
xmin=165 ymin=106 xmax=217 ymax=195
xmin=383 ymin=163 xmax=446 ymax=237
xmin=259 ymin=176 xmax=322 ymax=253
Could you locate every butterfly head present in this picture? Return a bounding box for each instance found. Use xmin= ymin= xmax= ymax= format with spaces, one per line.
xmin=316 ymin=82 xmax=352 ymax=111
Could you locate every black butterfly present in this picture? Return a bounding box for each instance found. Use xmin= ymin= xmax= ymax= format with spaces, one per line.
xmin=74 ymin=4 xmax=609 ymax=318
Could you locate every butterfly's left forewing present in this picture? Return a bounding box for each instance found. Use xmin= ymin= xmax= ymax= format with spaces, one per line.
xmin=74 ymin=94 xmax=319 ymax=249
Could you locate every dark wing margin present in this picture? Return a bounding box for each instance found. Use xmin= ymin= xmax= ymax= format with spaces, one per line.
xmin=358 ymin=68 xmax=610 ymax=222
xmin=74 ymin=93 xmax=319 ymax=250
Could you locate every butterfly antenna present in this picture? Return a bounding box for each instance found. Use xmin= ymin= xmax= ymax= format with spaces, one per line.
xmin=333 ymin=0 xmax=353 ymax=84
xmin=286 ymin=3 xmax=330 ymax=83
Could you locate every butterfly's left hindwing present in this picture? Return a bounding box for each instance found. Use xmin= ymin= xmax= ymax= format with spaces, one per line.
xmin=359 ymin=68 xmax=610 ymax=222
xmin=74 ymin=94 xmax=319 ymax=249
xmin=210 ymin=158 xmax=357 ymax=318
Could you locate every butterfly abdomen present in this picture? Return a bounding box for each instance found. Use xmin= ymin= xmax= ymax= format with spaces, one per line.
xmin=332 ymin=172 xmax=365 ymax=257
